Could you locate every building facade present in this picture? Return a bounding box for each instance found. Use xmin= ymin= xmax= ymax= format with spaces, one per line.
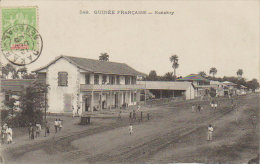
xmin=34 ymin=55 xmax=145 ymax=114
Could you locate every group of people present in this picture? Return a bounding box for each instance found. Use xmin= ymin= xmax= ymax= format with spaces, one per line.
xmin=1 ymin=123 xmax=13 ymax=144
xmin=191 ymin=104 xmax=203 ymax=112
xmin=54 ymin=119 xmax=63 ymax=133
xmin=28 ymin=122 xmax=43 ymax=140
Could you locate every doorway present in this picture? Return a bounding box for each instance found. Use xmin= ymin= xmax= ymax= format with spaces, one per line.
xmin=85 ymin=97 xmax=90 ymax=112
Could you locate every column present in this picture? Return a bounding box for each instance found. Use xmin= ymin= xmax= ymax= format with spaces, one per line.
xmin=91 ymin=91 xmax=94 ymax=113
xmin=100 ymin=91 xmax=103 ymax=111
xmin=144 ymin=89 xmax=147 ymax=105
xmin=110 ymin=91 xmax=112 ymax=111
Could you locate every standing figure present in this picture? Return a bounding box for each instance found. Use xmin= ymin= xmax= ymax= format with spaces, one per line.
xmin=197 ymin=104 xmax=201 ymax=112
xmin=207 ymin=124 xmax=214 ymax=141
xmin=31 ymin=124 xmax=35 ymax=140
xmin=133 ymin=110 xmax=136 ymax=121
xmin=1 ymin=124 xmax=6 ymax=144
xmin=54 ymin=119 xmax=59 ymax=133
xmin=6 ymin=126 xmax=12 ymax=144
xmin=72 ymin=106 xmax=75 ymax=118
xmin=129 ymin=112 xmax=132 ymax=121
xmin=46 ymin=121 xmax=50 ymax=136
xmin=58 ymin=119 xmax=63 ymax=131
xmin=147 ymin=113 xmax=150 ymax=120
xmin=129 ymin=124 xmax=133 ymax=136
xmin=118 ymin=111 xmax=122 ymax=120
xmin=35 ymin=123 xmax=41 ymax=138
xmin=191 ymin=104 xmax=195 ymax=112
xmin=28 ymin=123 xmax=32 ymax=140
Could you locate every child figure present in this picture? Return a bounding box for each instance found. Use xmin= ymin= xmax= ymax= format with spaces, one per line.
xmin=129 ymin=124 xmax=133 ymax=136
xmin=207 ymin=124 xmax=214 ymax=141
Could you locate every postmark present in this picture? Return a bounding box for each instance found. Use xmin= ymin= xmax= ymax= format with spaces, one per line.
xmin=1 ymin=7 xmax=42 ymax=66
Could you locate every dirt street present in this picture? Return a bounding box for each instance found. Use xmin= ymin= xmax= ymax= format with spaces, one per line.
xmin=2 ymin=94 xmax=259 ymax=164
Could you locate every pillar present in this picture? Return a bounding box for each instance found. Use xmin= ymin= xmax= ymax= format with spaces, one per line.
xmin=91 ymin=91 xmax=94 ymax=113
xmin=100 ymin=91 xmax=102 ymax=111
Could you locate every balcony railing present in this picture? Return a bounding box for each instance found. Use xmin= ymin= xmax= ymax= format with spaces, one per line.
xmin=80 ymin=84 xmax=145 ymax=91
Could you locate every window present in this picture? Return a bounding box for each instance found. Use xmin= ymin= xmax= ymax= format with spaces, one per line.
xmin=58 ymin=72 xmax=68 ymax=86
xmin=94 ymin=75 xmax=99 ymax=85
xmin=116 ymin=76 xmax=120 ymax=85
xmin=125 ymin=76 xmax=130 ymax=85
xmin=109 ymin=75 xmax=115 ymax=85
xmin=85 ymin=74 xmax=90 ymax=84
xmin=132 ymin=77 xmax=136 ymax=84
xmin=102 ymin=75 xmax=107 ymax=84
xmin=131 ymin=92 xmax=134 ymax=102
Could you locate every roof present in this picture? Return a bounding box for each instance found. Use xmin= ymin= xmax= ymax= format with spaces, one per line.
xmin=1 ymin=79 xmax=35 ymax=92
xmin=177 ymin=74 xmax=209 ymax=82
xmin=222 ymin=81 xmax=237 ymax=86
xmin=137 ymin=81 xmax=194 ymax=90
xmin=34 ymin=55 xmax=146 ymax=76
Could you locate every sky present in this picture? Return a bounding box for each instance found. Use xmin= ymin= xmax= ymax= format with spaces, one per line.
xmin=1 ymin=0 xmax=259 ymax=81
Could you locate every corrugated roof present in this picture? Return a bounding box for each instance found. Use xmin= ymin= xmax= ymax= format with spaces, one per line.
xmin=34 ymin=55 xmax=146 ymax=76
xmin=1 ymin=79 xmax=35 ymax=92
xmin=137 ymin=81 xmax=193 ymax=90
xmin=177 ymin=74 xmax=209 ymax=82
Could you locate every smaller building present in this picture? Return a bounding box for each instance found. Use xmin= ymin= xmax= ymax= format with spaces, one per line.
xmin=1 ymin=79 xmax=35 ymax=110
xmin=222 ymin=81 xmax=237 ymax=96
xmin=177 ymin=74 xmax=210 ymax=97
xmin=137 ymin=81 xmax=195 ymax=100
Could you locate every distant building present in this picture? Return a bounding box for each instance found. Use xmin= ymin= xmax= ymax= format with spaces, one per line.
xmin=34 ymin=55 xmax=146 ymax=114
xmin=1 ymin=79 xmax=35 ymax=110
xmin=222 ymin=81 xmax=237 ymax=96
xmin=137 ymin=81 xmax=195 ymax=100
xmin=177 ymin=74 xmax=210 ymax=97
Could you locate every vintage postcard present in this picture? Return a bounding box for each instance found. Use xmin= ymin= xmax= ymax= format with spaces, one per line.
xmin=0 ymin=0 xmax=259 ymax=164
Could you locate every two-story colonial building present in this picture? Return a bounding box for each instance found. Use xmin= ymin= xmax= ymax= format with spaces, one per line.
xmin=34 ymin=55 xmax=145 ymax=114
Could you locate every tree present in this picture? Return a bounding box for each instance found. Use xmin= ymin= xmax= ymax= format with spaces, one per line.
xmin=18 ymin=81 xmax=49 ymax=126
xmin=146 ymin=70 xmax=158 ymax=81
xmin=169 ymin=55 xmax=179 ymax=80
xmin=209 ymin=67 xmax=217 ymax=77
xmin=199 ymin=71 xmax=207 ymax=77
xmin=2 ymin=63 xmax=19 ymax=79
xmin=99 ymin=52 xmax=109 ymax=61
xmin=236 ymin=69 xmax=243 ymax=78
xmin=163 ymin=72 xmax=174 ymax=81
xmin=246 ymin=79 xmax=260 ymax=92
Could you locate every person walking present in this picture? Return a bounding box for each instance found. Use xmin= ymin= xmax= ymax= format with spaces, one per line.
xmin=129 ymin=124 xmax=133 ymax=136
xmin=207 ymin=124 xmax=214 ymax=141
xmin=129 ymin=112 xmax=132 ymax=121
xmin=54 ymin=119 xmax=59 ymax=133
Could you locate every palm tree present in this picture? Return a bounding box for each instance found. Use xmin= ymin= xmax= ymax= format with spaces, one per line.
xmin=236 ymin=69 xmax=243 ymax=78
xmin=199 ymin=71 xmax=207 ymax=77
xmin=163 ymin=72 xmax=174 ymax=81
xmin=169 ymin=55 xmax=179 ymax=80
xmin=209 ymin=67 xmax=217 ymax=77
xmin=99 ymin=52 xmax=109 ymax=61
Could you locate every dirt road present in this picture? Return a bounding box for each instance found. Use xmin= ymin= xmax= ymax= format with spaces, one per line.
xmin=3 ymin=94 xmax=259 ymax=163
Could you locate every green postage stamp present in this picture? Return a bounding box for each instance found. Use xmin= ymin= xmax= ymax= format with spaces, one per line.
xmin=1 ymin=7 xmax=42 ymax=66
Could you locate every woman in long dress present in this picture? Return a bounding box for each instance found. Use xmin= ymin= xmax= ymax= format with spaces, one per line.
xmin=6 ymin=126 xmax=12 ymax=144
